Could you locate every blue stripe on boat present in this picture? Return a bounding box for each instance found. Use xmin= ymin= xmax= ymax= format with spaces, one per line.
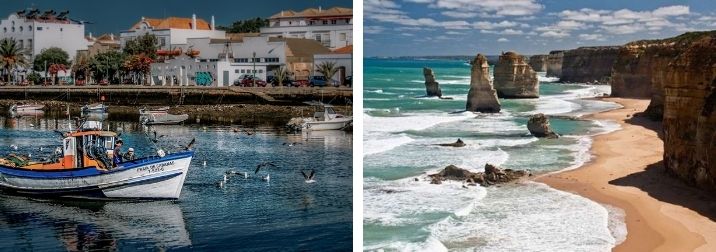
xmin=7 ymin=170 xmax=183 ymax=194
xmin=0 ymin=151 xmax=193 ymax=179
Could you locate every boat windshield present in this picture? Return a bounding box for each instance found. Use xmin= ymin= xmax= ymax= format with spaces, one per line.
xmin=326 ymin=107 xmax=336 ymax=115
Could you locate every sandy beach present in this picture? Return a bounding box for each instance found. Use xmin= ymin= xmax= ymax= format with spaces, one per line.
xmin=538 ymin=97 xmax=716 ymax=251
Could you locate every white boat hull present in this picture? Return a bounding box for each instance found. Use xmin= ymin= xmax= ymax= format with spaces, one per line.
xmin=304 ymin=117 xmax=353 ymax=131
xmin=0 ymin=152 xmax=193 ymax=199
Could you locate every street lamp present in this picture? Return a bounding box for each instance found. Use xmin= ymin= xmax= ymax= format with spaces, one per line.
xmin=252 ymin=51 xmax=256 ymax=87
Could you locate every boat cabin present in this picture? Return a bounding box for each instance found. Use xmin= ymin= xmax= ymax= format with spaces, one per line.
xmin=313 ymin=105 xmax=345 ymax=121
xmin=22 ymin=121 xmax=118 ymax=170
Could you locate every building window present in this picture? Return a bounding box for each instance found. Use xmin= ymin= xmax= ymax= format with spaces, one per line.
xmin=189 ymin=65 xmax=192 ymax=70
xmin=251 ymin=58 xmax=260 ymax=63
xmin=28 ymin=25 xmax=32 ymax=30
xmin=18 ymin=40 xmax=23 ymax=49
xmin=265 ymin=58 xmax=279 ymax=63
xmin=19 ymin=26 xmax=23 ymax=32
xmin=289 ymin=21 xmax=292 ymax=25
xmin=346 ymin=18 xmax=350 ymax=23
xmin=160 ymin=38 xmax=166 ymax=46
xmin=241 ymin=69 xmax=245 ymax=73
xmin=331 ymin=20 xmax=336 ymax=25
xmin=309 ymin=21 xmax=314 ymax=25
xmin=60 ymin=28 xmax=63 ymax=32
xmin=234 ymin=58 xmax=248 ymax=63
xmin=27 ymin=39 xmax=32 ymax=47
xmin=323 ymin=20 xmax=328 ymax=25
xmin=11 ymin=27 xmax=15 ymax=32
xmin=37 ymin=27 xmax=42 ymax=31
xmin=259 ymin=69 xmax=263 ymax=73
xmin=339 ymin=33 xmax=346 ymax=41
xmin=234 ymin=70 xmax=239 ymax=73
xmin=315 ymin=34 xmax=321 ymax=42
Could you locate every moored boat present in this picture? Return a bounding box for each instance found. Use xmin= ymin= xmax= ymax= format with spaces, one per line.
xmin=139 ymin=107 xmax=189 ymax=125
xmin=0 ymin=121 xmax=194 ymax=200
xmin=82 ymin=103 xmax=108 ymax=113
xmin=9 ymin=104 xmax=45 ymax=112
xmin=303 ymin=104 xmax=353 ymax=131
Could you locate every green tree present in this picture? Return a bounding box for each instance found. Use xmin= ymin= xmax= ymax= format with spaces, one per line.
xmin=0 ymin=38 xmax=30 ymax=83
xmin=316 ymin=61 xmax=338 ymax=86
xmin=72 ymin=53 xmax=91 ymax=83
xmin=217 ymin=18 xmax=269 ymax=33
xmin=32 ymin=47 xmax=70 ymax=72
xmin=273 ymin=66 xmax=289 ymax=87
xmin=123 ymin=34 xmax=158 ymax=60
xmin=90 ymin=51 xmax=125 ymax=83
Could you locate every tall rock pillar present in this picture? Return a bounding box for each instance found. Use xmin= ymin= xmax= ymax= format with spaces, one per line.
xmin=466 ymin=54 xmax=501 ymax=112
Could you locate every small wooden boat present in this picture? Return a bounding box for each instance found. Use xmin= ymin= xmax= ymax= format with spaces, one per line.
xmin=82 ymin=103 xmax=108 ymax=113
xmin=139 ymin=107 xmax=189 ymax=125
xmin=0 ymin=121 xmax=194 ymax=199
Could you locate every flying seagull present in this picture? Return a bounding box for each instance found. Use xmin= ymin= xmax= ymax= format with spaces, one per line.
xmin=301 ymin=169 xmax=316 ymax=183
xmin=182 ymin=138 xmax=196 ymax=150
xmin=254 ymin=161 xmax=278 ymax=174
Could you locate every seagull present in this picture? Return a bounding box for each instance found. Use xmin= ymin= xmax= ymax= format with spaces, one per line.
xmin=10 ymin=145 xmax=18 ymax=150
xmin=216 ymin=174 xmax=228 ymax=188
xmin=203 ymin=160 xmax=207 ymax=166
xmin=150 ymin=131 xmax=165 ymax=143
xmin=225 ymin=170 xmax=249 ymax=179
xmin=181 ymin=138 xmax=196 ymax=150
xmin=254 ymin=161 xmax=278 ymax=174
xmin=244 ymin=128 xmax=256 ymax=136
xmin=262 ymin=174 xmax=270 ymax=182
xmin=283 ymin=142 xmax=302 ymax=146
xmin=301 ymin=169 xmax=316 ymax=183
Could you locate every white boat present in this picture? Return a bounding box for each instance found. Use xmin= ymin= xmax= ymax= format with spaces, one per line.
xmin=140 ymin=107 xmax=189 ymax=125
xmin=9 ymin=104 xmax=45 ymax=112
xmin=303 ymin=105 xmax=353 ymax=131
xmin=82 ymin=103 xmax=108 ymax=113
xmin=0 ymin=121 xmax=194 ymax=200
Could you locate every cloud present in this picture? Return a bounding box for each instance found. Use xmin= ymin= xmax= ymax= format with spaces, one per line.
xmin=440 ymin=11 xmax=478 ymax=18
xmin=540 ymin=30 xmax=570 ymax=38
xmin=431 ymin=0 xmax=544 ymax=17
xmin=578 ymin=33 xmax=606 ymax=41
xmin=497 ymin=38 xmax=509 ymax=42
xmin=365 ymin=26 xmax=385 ymax=34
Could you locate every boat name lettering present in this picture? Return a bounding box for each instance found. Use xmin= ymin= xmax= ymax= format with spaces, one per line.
xmin=137 ymin=161 xmax=174 ymax=173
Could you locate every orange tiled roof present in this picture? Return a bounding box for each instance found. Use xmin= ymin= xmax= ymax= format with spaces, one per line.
xmin=130 ymin=17 xmax=211 ymax=30
xmin=333 ymin=45 xmax=352 ymax=54
xmin=270 ymin=7 xmax=352 ymax=19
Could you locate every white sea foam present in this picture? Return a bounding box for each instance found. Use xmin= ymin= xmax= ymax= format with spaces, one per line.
xmin=364 ymin=112 xmax=474 ymax=134
xmin=364 ymin=135 xmax=414 ymax=156
xmin=363 ymin=179 xmax=488 ymax=226
xmin=538 ymin=75 xmax=561 ymax=82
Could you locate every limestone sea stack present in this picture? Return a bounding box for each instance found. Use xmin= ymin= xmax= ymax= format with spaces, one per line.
xmin=527 ymin=113 xmax=559 ymax=138
xmin=494 ymin=51 xmax=539 ymax=98
xmin=423 ymin=67 xmax=442 ymax=97
xmin=528 ymin=54 xmax=548 ymax=72
xmin=546 ymin=50 xmax=563 ymax=78
xmin=466 ymin=54 xmax=501 ymax=112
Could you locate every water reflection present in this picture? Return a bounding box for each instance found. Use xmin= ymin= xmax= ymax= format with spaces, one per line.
xmin=0 ymin=196 xmax=191 ymax=251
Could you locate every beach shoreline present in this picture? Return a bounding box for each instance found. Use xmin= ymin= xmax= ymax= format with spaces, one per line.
xmin=537 ymin=97 xmax=716 ymax=252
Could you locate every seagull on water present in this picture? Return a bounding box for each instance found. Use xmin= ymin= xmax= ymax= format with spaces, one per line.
xmin=216 ymin=174 xmax=228 ymax=188
xmin=301 ymin=169 xmax=316 ymax=183
xmin=262 ymin=174 xmax=270 ymax=182
xmin=10 ymin=145 xmax=18 ymax=150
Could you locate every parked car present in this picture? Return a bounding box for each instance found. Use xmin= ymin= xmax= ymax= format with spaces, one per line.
xmin=345 ymin=76 xmax=352 ymax=87
xmin=291 ymin=79 xmax=309 ymax=87
xmin=267 ymin=76 xmax=292 ymax=86
xmin=233 ymin=74 xmax=267 ymax=87
xmin=309 ymin=76 xmax=328 ymax=87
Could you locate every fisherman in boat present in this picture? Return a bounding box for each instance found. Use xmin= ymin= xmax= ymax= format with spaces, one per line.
xmin=112 ymin=140 xmax=123 ymax=167
xmin=123 ymin=147 xmax=136 ymax=161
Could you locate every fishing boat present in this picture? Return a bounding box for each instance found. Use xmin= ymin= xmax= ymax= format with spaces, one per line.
xmin=0 ymin=121 xmax=194 ymax=200
xmin=81 ymin=103 xmax=108 ymax=113
xmin=303 ymin=104 xmax=353 ymax=131
xmin=139 ymin=107 xmax=189 ymax=125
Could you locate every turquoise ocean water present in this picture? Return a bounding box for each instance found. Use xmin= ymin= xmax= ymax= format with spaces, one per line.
xmin=363 ymin=58 xmax=626 ymax=251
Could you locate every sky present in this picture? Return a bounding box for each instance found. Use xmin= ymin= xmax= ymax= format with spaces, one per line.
xmin=365 ymin=0 xmax=716 ymax=57
xmin=0 ymin=0 xmax=352 ymax=36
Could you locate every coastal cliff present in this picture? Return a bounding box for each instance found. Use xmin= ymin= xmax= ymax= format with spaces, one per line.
xmin=529 ymin=55 xmax=548 ymax=72
xmin=546 ymin=50 xmax=563 ymax=78
xmin=610 ymin=31 xmax=716 ymax=192
xmin=560 ymin=46 xmax=621 ymax=83
xmin=494 ymin=51 xmax=539 ymax=98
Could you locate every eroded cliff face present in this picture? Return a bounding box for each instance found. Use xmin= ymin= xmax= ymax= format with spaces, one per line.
xmin=560 ymin=46 xmax=621 ymax=83
xmin=658 ymin=33 xmax=716 ymax=191
xmin=494 ymin=51 xmax=539 ymax=98
xmin=529 ymin=55 xmax=548 ymax=72
xmin=546 ymin=50 xmax=563 ymax=78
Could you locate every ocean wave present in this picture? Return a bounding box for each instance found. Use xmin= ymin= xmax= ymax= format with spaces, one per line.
xmin=364 ymin=134 xmax=414 ymax=156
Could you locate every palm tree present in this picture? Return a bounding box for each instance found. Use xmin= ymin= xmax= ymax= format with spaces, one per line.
xmin=274 ymin=66 xmax=289 ymax=87
xmin=316 ymin=61 xmax=338 ymax=87
xmin=0 ymin=38 xmax=29 ymax=84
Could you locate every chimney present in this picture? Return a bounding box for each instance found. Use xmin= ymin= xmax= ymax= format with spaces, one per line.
xmin=110 ymin=34 xmax=114 ymax=40
xmin=192 ymin=14 xmax=197 ymax=30
xmin=319 ymin=6 xmax=322 ymax=12
xmin=141 ymin=16 xmax=145 ymax=21
xmin=89 ymin=32 xmax=93 ymax=39
xmin=211 ymin=15 xmax=215 ymax=31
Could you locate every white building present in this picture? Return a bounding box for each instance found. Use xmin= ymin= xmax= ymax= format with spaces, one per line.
xmin=260 ymin=7 xmax=352 ymax=50
xmin=150 ymin=35 xmax=331 ymax=87
xmin=314 ymin=45 xmax=352 ymax=85
xmin=0 ymin=9 xmax=90 ymax=60
xmin=120 ymin=15 xmax=225 ymax=50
